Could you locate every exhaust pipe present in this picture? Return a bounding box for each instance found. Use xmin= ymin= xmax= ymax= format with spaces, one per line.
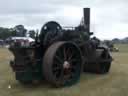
xmin=83 ymin=8 xmax=90 ymax=33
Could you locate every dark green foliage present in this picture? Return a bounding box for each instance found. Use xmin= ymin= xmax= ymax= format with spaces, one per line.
xmin=29 ymin=30 xmax=36 ymax=39
xmin=0 ymin=27 xmax=16 ymax=40
xmin=14 ymin=25 xmax=27 ymax=37
xmin=0 ymin=25 xmax=28 ymax=40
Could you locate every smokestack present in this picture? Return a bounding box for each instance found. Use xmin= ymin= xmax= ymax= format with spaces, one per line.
xmin=83 ymin=8 xmax=90 ymax=33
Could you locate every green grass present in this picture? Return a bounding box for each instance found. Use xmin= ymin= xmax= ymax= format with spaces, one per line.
xmin=0 ymin=44 xmax=128 ymax=96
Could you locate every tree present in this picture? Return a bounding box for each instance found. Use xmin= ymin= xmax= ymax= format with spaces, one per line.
xmin=14 ymin=25 xmax=27 ymax=37
xmin=0 ymin=27 xmax=16 ymax=40
xmin=29 ymin=30 xmax=36 ymax=39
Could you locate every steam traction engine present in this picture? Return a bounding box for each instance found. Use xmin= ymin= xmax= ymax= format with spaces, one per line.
xmin=9 ymin=8 xmax=112 ymax=87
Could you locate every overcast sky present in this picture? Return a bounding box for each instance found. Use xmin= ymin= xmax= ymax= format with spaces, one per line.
xmin=0 ymin=0 xmax=128 ymax=40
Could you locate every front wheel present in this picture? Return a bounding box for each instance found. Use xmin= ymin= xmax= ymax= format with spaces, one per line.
xmin=83 ymin=49 xmax=112 ymax=74
xmin=97 ymin=50 xmax=112 ymax=74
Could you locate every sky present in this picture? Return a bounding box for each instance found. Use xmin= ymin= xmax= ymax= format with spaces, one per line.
xmin=0 ymin=0 xmax=128 ymax=40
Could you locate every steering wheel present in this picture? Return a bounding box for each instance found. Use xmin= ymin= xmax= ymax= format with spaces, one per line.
xmin=40 ymin=21 xmax=62 ymax=46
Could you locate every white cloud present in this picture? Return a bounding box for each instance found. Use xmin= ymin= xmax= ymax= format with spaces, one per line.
xmin=0 ymin=0 xmax=128 ymax=40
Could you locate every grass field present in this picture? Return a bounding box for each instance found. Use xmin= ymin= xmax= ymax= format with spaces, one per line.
xmin=0 ymin=44 xmax=128 ymax=96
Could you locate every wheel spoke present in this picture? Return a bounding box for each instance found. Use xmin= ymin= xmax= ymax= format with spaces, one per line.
xmin=70 ymin=59 xmax=80 ymax=63
xmin=53 ymin=66 xmax=61 ymax=71
xmin=55 ymin=55 xmax=63 ymax=64
xmin=68 ymin=49 xmax=77 ymax=61
xmin=68 ymin=53 xmax=73 ymax=61
xmin=56 ymin=48 xmax=63 ymax=58
xmin=66 ymin=47 xmax=70 ymax=55
xmin=63 ymin=47 xmax=67 ymax=60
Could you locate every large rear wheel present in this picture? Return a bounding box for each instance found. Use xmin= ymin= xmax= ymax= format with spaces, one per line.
xmin=43 ymin=42 xmax=82 ymax=87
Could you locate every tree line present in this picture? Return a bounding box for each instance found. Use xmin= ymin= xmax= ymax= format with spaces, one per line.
xmin=0 ymin=25 xmax=36 ymax=40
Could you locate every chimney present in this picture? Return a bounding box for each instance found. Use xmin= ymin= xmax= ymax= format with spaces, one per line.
xmin=83 ymin=8 xmax=90 ymax=33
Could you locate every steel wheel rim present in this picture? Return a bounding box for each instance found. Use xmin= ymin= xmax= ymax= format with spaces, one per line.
xmin=43 ymin=42 xmax=82 ymax=87
xmin=99 ymin=50 xmax=111 ymax=73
